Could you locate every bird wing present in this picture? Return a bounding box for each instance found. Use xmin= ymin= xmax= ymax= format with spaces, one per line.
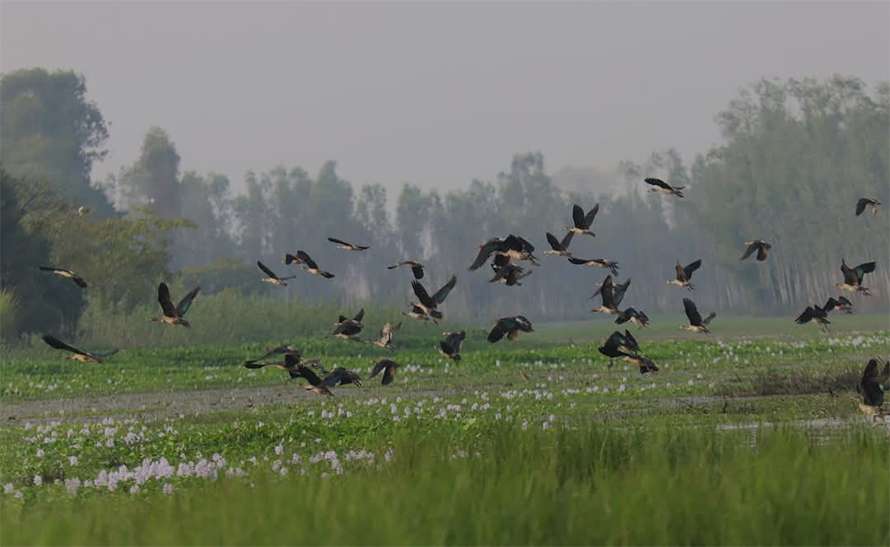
xmin=644 ymin=177 xmax=671 ymax=190
xmin=683 ymin=298 xmax=702 ymax=326
xmin=410 ymin=264 xmax=424 ymax=279
xmin=623 ymin=330 xmax=639 ymax=352
xmin=702 ymin=312 xmax=717 ymax=325
xmin=583 ymin=204 xmax=600 ymax=227
xmin=157 ymin=283 xmax=178 ymax=317
xmin=469 ymin=239 xmax=501 ymax=270
xmin=613 ymin=278 xmax=631 ymax=307
xmin=176 ymin=287 xmax=201 ymax=316
xmin=755 ymin=245 xmax=769 ymax=261
xmin=382 ymin=363 xmax=397 ymax=385
xmin=322 ymin=367 xmax=346 ymax=387
xmin=740 ymin=243 xmax=756 ymax=261
xmin=328 ymin=237 xmax=352 ymax=247
xmin=794 ymin=306 xmax=815 ymax=324
xmin=297 ymin=365 xmax=323 ymax=387
xmin=568 ymin=257 xmax=589 ymax=265
xmin=571 ymin=204 xmax=585 ymax=228
xmin=297 ymin=251 xmax=318 ymax=270
xmin=855 ymin=262 xmax=876 ymax=281
xmin=603 ymin=331 xmax=626 ymax=353
xmin=683 ymin=259 xmax=702 ymax=279
xmin=546 ymin=232 xmax=561 ymax=251
xmin=675 ymin=262 xmax=686 ymax=281
xmin=559 ymin=231 xmax=574 ymax=249
xmin=432 ymin=275 xmax=457 ymax=304
xmin=840 ymin=261 xmax=857 ymax=284
xmin=487 ymin=318 xmax=512 ymax=343
xmin=353 ymin=308 xmax=365 ymax=323
xmin=856 ymin=198 xmax=868 ymax=216
xmin=599 ymin=275 xmax=615 ymax=308
xmin=42 ymin=335 xmax=90 ymax=358
xmin=823 ymin=297 xmax=839 ymax=313
xmin=257 ymin=260 xmax=278 ymax=279
xmin=411 ymin=281 xmax=435 ymax=308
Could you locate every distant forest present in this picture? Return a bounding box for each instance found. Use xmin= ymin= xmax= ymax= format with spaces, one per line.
xmin=2 ymin=68 xmax=888 ymax=340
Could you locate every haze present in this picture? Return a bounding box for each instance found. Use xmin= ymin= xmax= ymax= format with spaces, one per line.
xmin=2 ymin=1 xmax=888 ymax=191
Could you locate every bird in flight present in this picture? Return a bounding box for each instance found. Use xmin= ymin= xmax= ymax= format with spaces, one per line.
xmin=42 ymin=335 xmax=118 ymax=363
xmin=568 ymin=257 xmax=619 ymax=276
xmin=858 ymin=358 xmax=889 ymax=421
xmin=597 ymin=330 xmax=658 ymax=373
xmin=387 ymin=260 xmax=424 ymax=280
xmin=489 ymin=254 xmax=532 ymax=286
xmin=285 ymin=251 xmax=335 ymax=279
xmin=668 ymin=259 xmax=702 ymax=290
xmin=372 ymin=322 xmax=401 ymax=350
xmin=328 ymin=237 xmax=370 ymax=251
xmin=487 ymin=316 xmax=534 ymax=343
xmin=740 ymin=240 xmax=772 ymax=262
xmin=682 ymin=298 xmax=715 ymax=334
xmin=153 ymin=283 xmax=200 ymax=327
xmin=590 ymin=275 xmax=621 ymax=315
xmin=39 ymin=266 xmax=87 ymax=289
xmin=837 ymin=260 xmax=876 ymax=295
xmin=568 ymin=203 xmax=599 ymax=238
xmin=439 ymin=331 xmax=466 ymax=361
xmin=855 ymin=198 xmax=880 ymax=217
xmin=615 ymin=307 xmax=650 ymax=328
xmin=332 ymin=309 xmax=365 ymax=340
xmin=794 ymin=304 xmax=830 ymax=331
xmin=469 ymin=235 xmax=538 ymax=270
xmin=411 ymin=275 xmax=457 ymax=322
xmin=369 ymin=359 xmax=399 ymax=385
xmin=544 ymin=232 xmax=574 ymax=257
xmin=644 ymin=177 xmax=685 ymax=198
xmin=257 ymin=261 xmax=296 ymax=287
xmin=822 ymin=296 xmax=853 ymax=315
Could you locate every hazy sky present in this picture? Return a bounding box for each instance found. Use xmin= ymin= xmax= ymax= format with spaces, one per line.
xmin=2 ymin=2 xmax=888 ymax=192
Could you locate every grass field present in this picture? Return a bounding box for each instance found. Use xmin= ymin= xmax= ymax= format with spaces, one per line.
xmin=1 ymin=316 xmax=888 ymax=544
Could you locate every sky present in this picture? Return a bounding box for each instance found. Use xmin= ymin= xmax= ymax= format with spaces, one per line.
xmin=2 ymin=1 xmax=888 ymax=193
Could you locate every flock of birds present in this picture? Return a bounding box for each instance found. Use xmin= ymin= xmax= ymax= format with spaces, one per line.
xmin=37 ymin=180 xmax=886 ymax=417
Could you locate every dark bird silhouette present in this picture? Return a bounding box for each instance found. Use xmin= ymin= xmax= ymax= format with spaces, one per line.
xmin=333 ymin=308 xmax=365 ymax=340
xmin=490 ymin=254 xmax=532 ymax=286
xmin=591 ymin=275 xmax=620 ymax=315
xmin=668 ymin=259 xmax=702 ymax=290
xmin=257 ymin=261 xmax=296 ymax=286
xmin=244 ymin=353 xmax=321 ymax=379
xmin=615 ymin=307 xmax=650 ymax=328
xmin=322 ymin=366 xmax=363 ymax=387
xmin=682 ymin=298 xmax=715 ymax=334
xmin=740 ymin=240 xmax=772 ymax=262
xmin=369 ymin=359 xmax=399 ymax=386
xmin=372 ymin=322 xmax=401 ymax=349
xmin=469 ymin=235 xmax=538 ymax=270
xmin=568 ymin=203 xmax=599 ymax=237
xmin=488 ymin=316 xmax=534 ymax=343
xmin=42 ymin=334 xmax=117 ymax=363
xmin=858 ymin=358 xmax=889 ymax=420
xmin=327 ymin=237 xmax=370 ymax=251
xmin=39 ymin=266 xmax=87 ymax=289
xmin=411 ymin=275 xmax=457 ymax=321
xmin=403 ymin=303 xmax=433 ymax=323
xmin=439 ymin=331 xmax=466 ymax=361
xmin=644 ymin=177 xmax=685 ymax=198
xmin=794 ymin=304 xmax=830 ymax=331
xmin=855 ymin=198 xmax=881 ymax=216
xmin=387 ymin=260 xmax=424 ymax=279
xmin=469 ymin=238 xmax=507 ymax=271
xmin=285 ymin=251 xmax=335 ymax=279
xmin=152 ymin=283 xmax=200 ymax=327
xmin=295 ymin=364 xmax=334 ymax=396
xmin=823 ymin=296 xmax=853 ymax=314
xmin=597 ymin=331 xmax=657 ymax=373
xmin=568 ymin=257 xmax=619 ymax=275
xmin=544 ymin=231 xmax=575 ymax=257
xmin=837 ymin=260 xmax=876 ymax=295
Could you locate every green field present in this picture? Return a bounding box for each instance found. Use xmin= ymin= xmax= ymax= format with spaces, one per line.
xmin=1 ymin=318 xmax=888 ymax=544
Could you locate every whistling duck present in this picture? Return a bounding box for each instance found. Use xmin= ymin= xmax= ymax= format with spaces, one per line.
xmin=858 ymin=358 xmax=889 ymax=420
xmin=568 ymin=257 xmax=619 ymax=276
xmin=855 ymin=198 xmax=881 ymax=216
xmin=439 ymin=331 xmax=466 ymax=361
xmin=544 ymin=232 xmax=575 ymax=257
xmin=369 ymin=359 xmax=399 ymax=386
xmin=682 ymin=298 xmax=715 ymax=334
xmin=372 ymin=322 xmax=401 ymax=349
xmin=668 ymin=259 xmax=702 ymax=290
xmin=39 ymin=266 xmax=87 ymax=289
xmin=285 ymin=251 xmax=335 ymax=279
xmin=591 ymin=275 xmax=620 ymax=314
xmin=568 ymin=204 xmax=599 ymax=237
xmin=644 ymin=177 xmax=685 ymax=198
xmin=41 ymin=335 xmax=117 ymax=363
xmin=387 ymin=260 xmax=424 ymax=279
xmin=487 ymin=316 xmax=534 ymax=343
xmin=153 ymin=283 xmax=200 ymax=327
xmin=327 ymin=237 xmax=370 ymax=251
xmin=740 ymin=240 xmax=771 ymax=262
xmin=411 ymin=275 xmax=457 ymax=321
xmin=332 ymin=308 xmax=365 ymax=340
xmin=837 ymin=260 xmax=876 ymax=295
xmin=257 ymin=260 xmax=296 ymax=286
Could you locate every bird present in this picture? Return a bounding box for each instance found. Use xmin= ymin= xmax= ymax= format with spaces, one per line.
xmin=285 ymin=251 xmax=335 ymax=279
xmin=322 ymin=367 xmax=363 ymax=387
xmin=244 ymin=353 xmax=321 ymax=379
xmin=740 ymin=240 xmax=772 ymax=262
xmin=858 ymin=358 xmax=889 ymax=420
xmin=615 ymin=307 xmax=650 ymax=328
xmin=403 ymin=303 xmax=434 ymax=323
xmin=387 ymin=260 xmax=424 ymax=280
xmin=372 ymin=322 xmax=401 ymax=349
xmin=668 ymin=259 xmax=702 ymax=290
xmin=597 ymin=330 xmax=658 ymax=373
xmin=468 ymin=235 xmax=538 ymax=270
xmin=489 ymin=255 xmax=532 ymax=286
xmin=598 ymin=330 xmax=630 ymax=364
xmin=855 ymin=198 xmax=881 ymax=216
xmin=439 ymin=331 xmax=466 ymax=361
xmin=469 ymin=238 xmax=508 ymax=271
xmin=152 ymin=283 xmax=200 ymax=327
xmin=487 ymin=316 xmax=534 ymax=343
xmin=590 ymin=275 xmax=620 ymax=315
xmin=544 ymin=231 xmax=575 ymax=257
xmin=41 ymin=334 xmax=118 ymax=363
xmin=39 ymin=266 xmax=87 ymax=289
xmin=644 ymin=177 xmax=685 ymax=198
xmin=327 ymin=237 xmax=370 ymax=251
xmin=682 ymin=298 xmax=715 ymax=334
xmin=568 ymin=204 xmax=599 ymax=237
xmin=568 ymin=257 xmax=619 ymax=276
xmin=369 ymin=359 xmax=399 ymax=385
xmin=593 ymin=277 xmax=631 ymax=305
xmin=257 ymin=260 xmax=296 ymax=287
xmin=332 ymin=309 xmax=365 ymax=340
xmin=837 ymin=260 xmax=876 ymax=295
xmin=411 ymin=275 xmax=457 ymax=322
xmin=823 ymin=296 xmax=854 ymax=314
xmin=794 ymin=304 xmax=830 ymax=331
xmin=294 ymin=364 xmax=334 ymax=396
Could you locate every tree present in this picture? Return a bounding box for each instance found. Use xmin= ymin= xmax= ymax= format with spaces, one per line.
xmin=115 ymin=127 xmax=182 ymax=218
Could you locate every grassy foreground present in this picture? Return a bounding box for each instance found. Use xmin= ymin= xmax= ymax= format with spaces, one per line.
xmin=2 ymin=424 xmax=888 ymax=545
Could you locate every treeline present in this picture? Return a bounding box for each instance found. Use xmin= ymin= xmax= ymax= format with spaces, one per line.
xmin=1 ymin=69 xmax=887 ymax=341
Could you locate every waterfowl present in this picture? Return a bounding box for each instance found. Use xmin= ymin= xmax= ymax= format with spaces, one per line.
xmin=668 ymin=259 xmax=702 ymax=290
xmin=837 ymin=260 xmax=876 ymax=295
xmin=403 ymin=303 xmax=433 ymax=323
xmin=823 ymin=296 xmax=853 ymax=314
xmin=153 ymin=283 xmax=200 ymax=327
xmin=740 ymin=240 xmax=772 ymax=262
xmin=794 ymin=304 xmax=830 ymax=331
xmin=369 ymin=359 xmax=399 ymax=386
xmin=682 ymin=298 xmax=715 ymax=334
xmin=322 ymin=367 xmax=363 ymax=387
xmin=469 ymin=238 xmax=508 ymax=271
xmin=39 ymin=266 xmax=87 ymax=289
xmin=597 ymin=330 xmax=656 ymax=373
xmin=439 ymin=331 xmax=466 ymax=361
xmin=858 ymin=358 xmax=889 ymax=420
xmin=372 ymin=322 xmax=401 ymax=349
xmin=285 ymin=251 xmax=335 ymax=279
xmin=615 ymin=307 xmax=650 ymax=328
xmin=644 ymin=177 xmax=685 ymax=198
xmin=598 ymin=330 xmax=631 ymax=364
xmin=257 ymin=260 xmax=296 ymax=286
xmin=490 ymin=255 xmax=532 ymax=286
xmin=244 ymin=353 xmax=320 ymax=379
xmin=487 ymin=316 xmax=534 ymax=343
xmin=387 ymin=260 xmax=424 ymax=279
xmin=568 ymin=257 xmax=619 ymax=276
xmin=41 ymin=335 xmax=117 ymax=363
xmin=294 ymin=364 xmax=334 ymax=396
xmin=544 ymin=231 xmax=575 ymax=257
xmin=855 ymin=198 xmax=881 ymax=216
xmin=327 ymin=237 xmax=370 ymax=251
xmin=500 ymin=235 xmax=539 ymax=265
xmin=590 ymin=275 xmax=620 ymax=314
xmin=568 ymin=203 xmax=599 ymax=238
xmin=411 ymin=275 xmax=457 ymax=321
xmin=332 ymin=309 xmax=365 ymax=340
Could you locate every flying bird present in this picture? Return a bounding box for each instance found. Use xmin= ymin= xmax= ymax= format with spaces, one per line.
xmin=369 ymin=359 xmax=399 ymax=386
xmin=294 ymin=364 xmax=334 ymax=396
xmin=644 ymin=177 xmax=685 ymax=198
xmin=439 ymin=331 xmax=466 ymax=361
xmin=568 ymin=204 xmax=599 ymax=237
xmin=740 ymin=240 xmax=772 ymax=262
xmin=822 ymin=296 xmax=853 ymax=314
xmin=668 ymin=259 xmax=702 ymax=290
xmin=487 ymin=316 xmax=534 ymax=343
xmin=286 ymin=251 xmax=335 ymax=279
xmin=411 ymin=275 xmax=457 ymax=321
xmin=855 ymin=198 xmax=881 ymax=216
xmin=597 ymin=331 xmax=657 ymax=373
xmin=590 ymin=275 xmax=620 ymax=315
xmin=322 ymin=367 xmax=363 ymax=388
xmin=244 ymin=353 xmax=321 ymax=379
xmin=837 ymin=260 xmax=876 ymax=295
xmin=794 ymin=304 xmax=830 ymax=331
xmin=615 ymin=307 xmax=650 ymax=328
xmin=544 ymin=232 xmax=575 ymax=257
xmin=468 ymin=235 xmax=538 ymax=270
xmin=257 ymin=261 xmax=296 ymax=286
xmin=332 ymin=309 xmax=365 ymax=340
xmin=39 ymin=266 xmax=87 ymax=289
xmin=387 ymin=260 xmax=424 ymax=279
xmin=682 ymin=298 xmax=715 ymax=334
xmin=327 ymin=237 xmax=370 ymax=251
xmin=41 ymin=334 xmax=117 ymax=363
xmin=858 ymin=358 xmax=889 ymax=420
xmin=490 ymin=255 xmax=532 ymax=286
xmin=568 ymin=257 xmax=619 ymax=276
xmin=372 ymin=322 xmax=401 ymax=349
xmin=152 ymin=283 xmax=200 ymax=327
